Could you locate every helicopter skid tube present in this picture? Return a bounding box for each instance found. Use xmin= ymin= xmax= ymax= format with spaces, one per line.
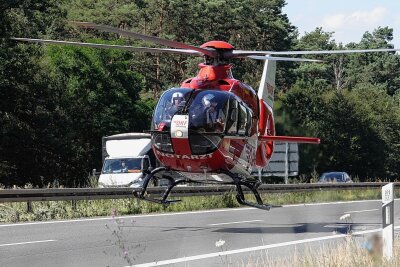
xmin=219 ymin=170 xmax=272 ymax=211
xmin=134 ymin=167 xmax=273 ymax=210
xmin=133 ymin=167 xmax=185 ymax=205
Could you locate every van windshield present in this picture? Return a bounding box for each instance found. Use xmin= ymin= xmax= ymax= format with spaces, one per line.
xmin=102 ymin=158 xmax=142 ymax=174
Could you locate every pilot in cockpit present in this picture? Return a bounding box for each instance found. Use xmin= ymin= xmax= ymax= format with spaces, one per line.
xmin=202 ymin=94 xmax=225 ymax=131
xmin=165 ymin=92 xmax=184 ymax=119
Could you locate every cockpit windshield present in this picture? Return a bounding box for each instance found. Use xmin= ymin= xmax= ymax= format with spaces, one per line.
xmin=188 ymin=90 xmax=230 ymax=133
xmin=153 ymin=88 xmax=236 ymax=134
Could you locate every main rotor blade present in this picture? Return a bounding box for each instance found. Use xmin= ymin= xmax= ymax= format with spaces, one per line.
xmin=11 ymin=38 xmax=203 ymax=56
xmin=71 ymin=21 xmax=217 ymax=58
xmin=248 ymin=55 xmax=323 ymax=63
xmin=233 ymin=47 xmax=400 ymax=56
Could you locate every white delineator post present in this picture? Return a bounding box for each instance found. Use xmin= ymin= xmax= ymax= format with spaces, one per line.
xmin=382 ymin=183 xmax=394 ymax=259
xmin=284 ymin=142 xmax=289 ymax=184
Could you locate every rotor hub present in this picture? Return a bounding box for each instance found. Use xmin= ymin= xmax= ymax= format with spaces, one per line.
xmin=200 ymin=41 xmax=234 ymax=50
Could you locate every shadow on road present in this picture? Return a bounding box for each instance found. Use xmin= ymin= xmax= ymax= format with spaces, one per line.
xmin=213 ymin=222 xmax=380 ymax=235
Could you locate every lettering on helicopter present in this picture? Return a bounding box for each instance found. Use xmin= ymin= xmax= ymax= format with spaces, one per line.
xmin=174 ymin=120 xmax=187 ymax=127
xmin=229 ymin=139 xmax=244 ymax=159
xmin=156 ymin=150 xmax=213 ymax=159
xmin=244 ymin=143 xmax=256 ymax=168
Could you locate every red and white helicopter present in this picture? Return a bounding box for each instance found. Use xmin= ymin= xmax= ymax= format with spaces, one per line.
xmin=14 ymin=22 xmax=400 ymax=210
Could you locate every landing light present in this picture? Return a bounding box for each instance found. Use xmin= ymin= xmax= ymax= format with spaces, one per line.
xmin=175 ymin=130 xmax=183 ymax=137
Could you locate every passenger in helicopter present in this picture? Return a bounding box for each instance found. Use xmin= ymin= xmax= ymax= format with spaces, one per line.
xmin=164 ymin=92 xmax=184 ymax=120
xmin=203 ymin=94 xmax=225 ymax=132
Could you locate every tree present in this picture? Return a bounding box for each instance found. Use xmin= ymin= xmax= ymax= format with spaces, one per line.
xmin=0 ymin=0 xmax=67 ymax=186
xmin=345 ymin=27 xmax=400 ymax=95
xmin=65 ymin=0 xmax=296 ymax=94
xmin=290 ymin=28 xmax=340 ymax=90
xmin=281 ymin=84 xmax=400 ymax=180
xmin=44 ymin=43 xmax=148 ymax=186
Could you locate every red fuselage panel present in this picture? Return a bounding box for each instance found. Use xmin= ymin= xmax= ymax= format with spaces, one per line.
xmin=180 ymin=64 xmax=259 ymax=116
xmin=153 ymin=137 xmax=252 ymax=175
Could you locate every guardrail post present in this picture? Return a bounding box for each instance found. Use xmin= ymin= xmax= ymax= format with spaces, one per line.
xmin=382 ymin=183 xmax=394 ymax=260
xmin=71 ymin=200 xmax=77 ymax=211
xmin=27 ymin=202 xmax=32 ymax=213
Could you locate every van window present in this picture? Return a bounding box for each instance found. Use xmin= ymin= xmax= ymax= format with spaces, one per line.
xmin=102 ymin=158 xmax=142 ymax=174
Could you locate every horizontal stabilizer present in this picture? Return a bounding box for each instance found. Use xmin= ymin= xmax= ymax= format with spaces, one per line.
xmin=259 ymin=135 xmax=320 ymax=144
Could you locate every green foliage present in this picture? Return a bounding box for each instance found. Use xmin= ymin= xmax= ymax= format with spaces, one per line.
xmin=345 ymin=27 xmax=400 ymax=95
xmin=0 ymin=1 xmax=68 ymax=185
xmin=292 ymin=28 xmax=338 ymax=88
xmin=281 ymin=84 xmax=400 ymax=180
xmin=43 ymin=43 xmax=148 ymax=186
xmin=65 ymin=0 xmax=296 ymax=94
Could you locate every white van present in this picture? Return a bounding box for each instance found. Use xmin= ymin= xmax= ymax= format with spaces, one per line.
xmin=98 ymin=133 xmax=156 ymax=187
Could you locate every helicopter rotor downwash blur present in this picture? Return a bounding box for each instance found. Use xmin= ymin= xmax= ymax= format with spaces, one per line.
xmin=13 ymin=22 xmax=400 ymax=210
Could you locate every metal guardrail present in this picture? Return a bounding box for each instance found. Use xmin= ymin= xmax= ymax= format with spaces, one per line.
xmin=0 ymin=182 xmax=397 ymax=203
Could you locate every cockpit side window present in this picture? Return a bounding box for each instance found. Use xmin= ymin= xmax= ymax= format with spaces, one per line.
xmin=226 ymin=98 xmax=238 ymax=135
xmin=246 ymin=109 xmax=254 ymax=136
xmin=238 ymin=104 xmax=247 ymax=136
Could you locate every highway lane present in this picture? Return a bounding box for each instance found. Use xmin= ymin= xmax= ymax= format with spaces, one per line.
xmin=0 ymin=199 xmax=398 ymax=267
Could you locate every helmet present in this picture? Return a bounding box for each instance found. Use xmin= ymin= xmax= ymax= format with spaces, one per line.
xmin=171 ymin=92 xmax=184 ymax=103
xmin=202 ymin=94 xmax=215 ymax=107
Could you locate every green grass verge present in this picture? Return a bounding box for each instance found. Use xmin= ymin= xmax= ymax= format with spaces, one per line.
xmin=0 ymin=189 xmax=393 ymax=223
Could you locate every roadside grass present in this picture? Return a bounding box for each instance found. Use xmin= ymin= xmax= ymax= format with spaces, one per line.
xmin=0 ymin=188 xmax=393 ymax=223
xmin=241 ymin=235 xmax=400 ymax=267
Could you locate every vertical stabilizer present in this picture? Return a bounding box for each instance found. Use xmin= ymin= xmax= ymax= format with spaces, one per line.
xmin=257 ymin=59 xmax=276 ymax=108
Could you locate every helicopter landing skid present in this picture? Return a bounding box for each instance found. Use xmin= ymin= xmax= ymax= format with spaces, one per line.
xmin=133 ymin=167 xmax=186 ymax=205
xmin=219 ymin=170 xmax=272 ymax=211
xmin=133 ymin=167 xmax=272 ymax=210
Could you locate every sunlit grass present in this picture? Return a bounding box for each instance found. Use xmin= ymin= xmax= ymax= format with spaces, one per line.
xmin=0 ymin=189 xmax=395 ymax=223
xmin=240 ymin=235 xmax=400 ymax=267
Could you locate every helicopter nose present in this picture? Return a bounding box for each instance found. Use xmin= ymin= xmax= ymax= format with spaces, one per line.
xmin=170 ymin=115 xmax=191 ymax=154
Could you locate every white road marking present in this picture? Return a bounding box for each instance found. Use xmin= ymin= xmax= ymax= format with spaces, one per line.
xmin=344 ymin=208 xmax=379 ymax=214
xmin=283 ymin=199 xmax=389 ymax=208
xmin=131 ymin=226 xmax=400 ymax=267
xmin=209 ymin=219 xmax=263 ymax=226
xmin=323 ymin=224 xmax=339 ymax=228
xmin=0 ymin=240 xmax=56 ymax=247
xmin=0 ymin=198 xmax=395 ymax=228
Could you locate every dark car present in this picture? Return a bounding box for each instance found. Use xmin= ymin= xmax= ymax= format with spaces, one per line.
xmin=318 ymin=172 xmax=352 ymax=183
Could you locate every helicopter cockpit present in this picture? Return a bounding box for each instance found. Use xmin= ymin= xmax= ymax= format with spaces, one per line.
xmin=152 ymin=88 xmax=256 ymax=153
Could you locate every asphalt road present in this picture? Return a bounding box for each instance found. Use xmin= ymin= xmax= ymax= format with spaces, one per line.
xmin=0 ymin=199 xmax=398 ymax=267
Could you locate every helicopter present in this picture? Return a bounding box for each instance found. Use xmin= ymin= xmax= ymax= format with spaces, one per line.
xmin=13 ymin=22 xmax=400 ymax=210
